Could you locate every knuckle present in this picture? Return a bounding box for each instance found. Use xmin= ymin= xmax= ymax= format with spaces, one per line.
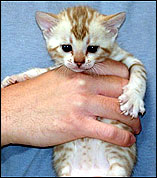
xmin=77 ymin=79 xmax=87 ymax=91
xmin=105 ymin=125 xmax=132 ymax=146
xmin=71 ymin=74 xmax=89 ymax=90
xmin=104 ymin=126 xmax=118 ymax=140
xmin=108 ymin=128 xmax=118 ymax=140
xmin=122 ymin=132 xmax=132 ymax=146
xmin=76 ymin=77 xmax=86 ymax=86
xmin=74 ymin=93 xmax=88 ymax=107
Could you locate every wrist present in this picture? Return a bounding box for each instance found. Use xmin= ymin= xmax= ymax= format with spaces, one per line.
xmin=1 ymin=109 xmax=11 ymax=146
xmin=1 ymin=88 xmax=17 ymax=146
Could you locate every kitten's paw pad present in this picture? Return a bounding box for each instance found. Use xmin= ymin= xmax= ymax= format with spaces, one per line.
xmin=118 ymin=86 xmax=145 ymax=118
xmin=1 ymin=74 xmax=29 ymax=88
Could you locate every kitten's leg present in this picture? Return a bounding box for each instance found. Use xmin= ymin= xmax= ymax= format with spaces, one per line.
xmin=119 ymin=56 xmax=146 ymax=118
xmin=110 ymin=45 xmax=147 ymax=118
xmin=1 ymin=68 xmax=48 ymax=88
xmin=102 ymin=119 xmax=136 ymax=177
xmin=106 ymin=141 xmax=136 ymax=177
xmin=1 ymin=63 xmax=62 ymax=88
xmin=53 ymin=143 xmax=74 ymax=177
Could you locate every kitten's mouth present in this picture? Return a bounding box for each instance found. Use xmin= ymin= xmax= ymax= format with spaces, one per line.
xmin=64 ymin=62 xmax=94 ymax=73
xmin=69 ymin=67 xmax=85 ymax=73
xmin=68 ymin=65 xmax=94 ymax=73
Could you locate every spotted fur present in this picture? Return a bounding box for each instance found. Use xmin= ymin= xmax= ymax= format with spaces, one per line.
xmin=1 ymin=6 xmax=146 ymax=177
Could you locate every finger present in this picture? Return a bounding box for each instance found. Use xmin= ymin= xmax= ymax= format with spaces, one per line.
xmin=90 ymin=75 xmax=128 ymax=98
xmin=86 ymin=94 xmax=141 ymax=134
xmin=85 ymin=58 xmax=129 ymax=79
xmin=82 ymin=117 xmax=136 ymax=147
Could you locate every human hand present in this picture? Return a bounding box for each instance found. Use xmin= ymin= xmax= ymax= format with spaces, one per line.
xmin=1 ymin=59 xmax=140 ymax=147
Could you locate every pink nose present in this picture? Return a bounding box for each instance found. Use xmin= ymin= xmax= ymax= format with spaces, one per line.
xmin=76 ymin=62 xmax=84 ymax=67
xmin=74 ymin=51 xmax=85 ymax=68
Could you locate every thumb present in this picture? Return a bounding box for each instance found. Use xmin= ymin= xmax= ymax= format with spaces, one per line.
xmin=82 ymin=117 xmax=136 ymax=147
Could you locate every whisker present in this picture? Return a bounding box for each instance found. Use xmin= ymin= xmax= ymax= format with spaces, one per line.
xmin=63 ymin=66 xmax=69 ymax=76
xmin=55 ymin=65 xmax=72 ymax=77
xmin=55 ymin=65 xmax=67 ymax=75
xmin=88 ymin=67 xmax=95 ymax=76
xmin=94 ymin=65 xmax=104 ymax=75
xmin=92 ymin=66 xmax=99 ymax=76
xmin=94 ymin=63 xmax=106 ymax=75
xmin=91 ymin=67 xmax=96 ymax=75
xmin=90 ymin=66 xmax=99 ymax=76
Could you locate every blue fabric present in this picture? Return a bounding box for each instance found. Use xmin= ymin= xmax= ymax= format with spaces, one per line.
xmin=1 ymin=1 xmax=156 ymax=177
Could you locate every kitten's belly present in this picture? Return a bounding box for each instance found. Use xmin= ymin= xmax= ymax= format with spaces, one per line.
xmin=54 ymin=118 xmax=133 ymax=177
xmin=70 ymin=138 xmax=110 ymax=177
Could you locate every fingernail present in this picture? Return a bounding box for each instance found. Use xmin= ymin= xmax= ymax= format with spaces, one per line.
xmin=134 ymin=129 xmax=139 ymax=134
xmin=135 ymin=125 xmax=142 ymax=134
xmin=135 ymin=128 xmax=141 ymax=135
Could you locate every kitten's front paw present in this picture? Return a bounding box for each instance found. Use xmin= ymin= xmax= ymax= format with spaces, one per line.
xmin=118 ymin=85 xmax=145 ymax=118
xmin=1 ymin=74 xmax=29 ymax=88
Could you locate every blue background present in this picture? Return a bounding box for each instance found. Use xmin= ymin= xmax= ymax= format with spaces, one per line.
xmin=1 ymin=1 xmax=156 ymax=177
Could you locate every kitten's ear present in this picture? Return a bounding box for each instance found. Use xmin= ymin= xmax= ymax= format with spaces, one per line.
xmin=102 ymin=12 xmax=126 ymax=37
xmin=36 ymin=11 xmax=59 ymax=39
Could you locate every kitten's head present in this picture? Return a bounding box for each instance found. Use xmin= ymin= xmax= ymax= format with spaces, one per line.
xmin=36 ymin=6 xmax=125 ymax=72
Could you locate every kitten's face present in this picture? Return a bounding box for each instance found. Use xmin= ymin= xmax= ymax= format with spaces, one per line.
xmin=47 ymin=25 xmax=111 ymax=72
xmin=36 ymin=6 xmax=125 ymax=72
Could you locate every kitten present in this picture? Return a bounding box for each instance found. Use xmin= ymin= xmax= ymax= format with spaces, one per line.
xmin=1 ymin=6 xmax=146 ymax=177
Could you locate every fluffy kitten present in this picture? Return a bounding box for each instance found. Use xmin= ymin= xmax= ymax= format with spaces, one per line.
xmin=1 ymin=6 xmax=146 ymax=177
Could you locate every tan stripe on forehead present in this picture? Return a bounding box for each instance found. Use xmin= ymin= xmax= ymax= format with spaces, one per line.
xmin=65 ymin=6 xmax=96 ymax=40
xmin=66 ymin=7 xmax=73 ymax=24
xmin=72 ymin=7 xmax=88 ymax=40
xmin=71 ymin=25 xmax=88 ymax=40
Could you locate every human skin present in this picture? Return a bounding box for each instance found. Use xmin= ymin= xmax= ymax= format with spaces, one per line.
xmin=1 ymin=59 xmax=141 ymax=147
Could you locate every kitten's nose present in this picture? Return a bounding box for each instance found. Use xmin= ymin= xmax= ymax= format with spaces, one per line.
xmin=76 ymin=62 xmax=84 ymax=68
xmin=74 ymin=51 xmax=85 ymax=68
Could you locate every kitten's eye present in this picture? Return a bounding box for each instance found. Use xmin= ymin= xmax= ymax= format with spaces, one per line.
xmin=87 ymin=46 xmax=99 ymax=53
xmin=62 ymin=44 xmax=72 ymax=52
